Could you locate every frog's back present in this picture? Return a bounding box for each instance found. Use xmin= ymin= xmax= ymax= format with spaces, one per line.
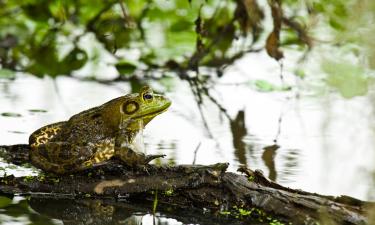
xmin=51 ymin=110 xmax=114 ymax=144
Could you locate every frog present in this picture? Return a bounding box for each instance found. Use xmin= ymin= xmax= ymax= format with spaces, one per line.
xmin=28 ymin=86 xmax=171 ymax=174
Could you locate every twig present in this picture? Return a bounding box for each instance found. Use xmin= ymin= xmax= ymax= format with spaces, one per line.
xmin=192 ymin=142 xmax=202 ymax=165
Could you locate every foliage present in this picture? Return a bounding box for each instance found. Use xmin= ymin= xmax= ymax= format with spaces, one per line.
xmin=312 ymin=0 xmax=375 ymax=97
xmin=322 ymin=60 xmax=369 ymax=98
xmin=0 ymin=68 xmax=16 ymax=79
xmin=0 ymin=196 xmax=12 ymax=208
xmin=0 ymin=0 xmax=374 ymax=98
xmin=0 ymin=0 xmax=312 ymax=78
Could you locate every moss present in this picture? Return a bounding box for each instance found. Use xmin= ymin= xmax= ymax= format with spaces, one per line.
xmin=164 ymin=189 xmax=174 ymax=196
xmin=1 ymin=179 xmax=8 ymax=185
xmin=23 ymin=176 xmax=35 ymax=183
xmin=50 ymin=177 xmax=60 ymax=183
xmin=238 ymin=208 xmax=252 ymax=216
xmin=269 ymin=220 xmax=290 ymax=225
xmin=219 ymin=205 xmax=288 ymax=224
xmin=219 ymin=211 xmax=231 ymax=215
xmin=37 ymin=174 xmax=46 ymax=182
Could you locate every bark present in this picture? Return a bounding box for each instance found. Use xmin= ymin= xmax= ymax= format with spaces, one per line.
xmin=0 ymin=145 xmax=373 ymax=225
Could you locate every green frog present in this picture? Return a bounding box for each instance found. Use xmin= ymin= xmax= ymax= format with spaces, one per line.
xmin=28 ymin=86 xmax=171 ymax=174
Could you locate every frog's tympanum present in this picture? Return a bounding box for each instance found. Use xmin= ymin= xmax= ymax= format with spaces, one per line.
xmin=29 ymin=86 xmax=171 ymax=174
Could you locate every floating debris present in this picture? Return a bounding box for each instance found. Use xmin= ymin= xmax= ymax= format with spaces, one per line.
xmin=7 ymin=131 xmax=26 ymax=134
xmin=28 ymin=109 xmax=48 ymax=113
xmin=1 ymin=112 xmax=22 ymax=117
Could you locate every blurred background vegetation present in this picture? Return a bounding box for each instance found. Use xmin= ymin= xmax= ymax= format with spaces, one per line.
xmin=0 ymin=0 xmax=373 ymax=98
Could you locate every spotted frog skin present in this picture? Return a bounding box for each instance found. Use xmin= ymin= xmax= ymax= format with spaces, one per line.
xmin=29 ymin=86 xmax=171 ymax=174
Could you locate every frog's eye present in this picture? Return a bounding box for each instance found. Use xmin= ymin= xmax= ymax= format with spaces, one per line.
xmin=143 ymin=93 xmax=153 ymax=101
xmin=123 ymin=101 xmax=139 ymax=114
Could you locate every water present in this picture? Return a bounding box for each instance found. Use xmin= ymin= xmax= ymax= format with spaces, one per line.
xmin=0 ymin=55 xmax=375 ymax=224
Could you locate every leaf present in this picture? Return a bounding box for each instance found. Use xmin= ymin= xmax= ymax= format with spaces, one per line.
xmin=115 ymin=61 xmax=137 ymax=75
xmin=294 ymin=69 xmax=305 ymax=79
xmin=170 ymin=20 xmax=193 ymax=32
xmin=329 ymin=18 xmax=345 ymax=31
xmin=234 ymin=0 xmax=264 ymax=39
xmin=49 ymin=0 xmax=67 ymax=22
xmin=26 ymin=44 xmax=60 ymax=77
xmin=266 ymin=0 xmax=283 ymax=61
xmin=266 ymin=31 xmax=283 ymax=60
xmin=254 ymin=80 xmax=276 ymax=92
xmin=61 ymin=48 xmax=88 ymax=73
xmin=253 ymin=79 xmax=290 ymax=92
xmin=0 ymin=196 xmax=12 ymax=208
xmin=322 ymin=61 xmax=369 ymax=98
xmin=22 ymin=2 xmax=53 ymax=21
xmin=0 ymin=69 xmax=16 ymax=79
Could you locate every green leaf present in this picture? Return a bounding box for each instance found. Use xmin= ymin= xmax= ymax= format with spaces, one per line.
xmin=329 ymin=18 xmax=345 ymax=31
xmin=22 ymin=2 xmax=53 ymax=21
xmin=253 ymin=80 xmax=290 ymax=92
xmin=115 ymin=61 xmax=137 ymax=75
xmin=61 ymin=48 xmax=88 ymax=73
xmin=294 ymin=69 xmax=306 ymax=79
xmin=0 ymin=196 xmax=12 ymax=208
xmin=322 ymin=61 xmax=369 ymax=98
xmin=0 ymin=69 xmax=16 ymax=79
xmin=170 ymin=19 xmax=193 ymax=32
xmin=254 ymin=80 xmax=276 ymax=92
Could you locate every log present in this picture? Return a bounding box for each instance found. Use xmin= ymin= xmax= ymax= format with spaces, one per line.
xmin=0 ymin=145 xmax=374 ymax=225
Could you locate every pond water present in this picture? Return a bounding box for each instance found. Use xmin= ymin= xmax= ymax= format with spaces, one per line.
xmin=0 ymin=51 xmax=375 ymax=224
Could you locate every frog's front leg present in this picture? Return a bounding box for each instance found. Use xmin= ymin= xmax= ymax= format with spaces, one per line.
xmin=114 ymin=130 xmax=165 ymax=167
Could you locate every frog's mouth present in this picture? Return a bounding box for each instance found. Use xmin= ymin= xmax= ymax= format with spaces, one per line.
xmin=132 ymin=102 xmax=171 ymax=120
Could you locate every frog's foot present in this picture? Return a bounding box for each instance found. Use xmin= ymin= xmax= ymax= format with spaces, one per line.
xmin=145 ymin=154 xmax=166 ymax=164
xmin=130 ymin=154 xmax=165 ymax=175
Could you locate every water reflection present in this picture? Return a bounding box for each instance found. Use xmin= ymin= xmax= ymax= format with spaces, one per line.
xmin=0 ymin=196 xmax=60 ymax=225
xmin=279 ymin=149 xmax=300 ymax=181
xmin=0 ymin=196 xmax=249 ymax=225
xmin=261 ymin=144 xmax=279 ymax=181
xmin=230 ymin=110 xmax=248 ymax=166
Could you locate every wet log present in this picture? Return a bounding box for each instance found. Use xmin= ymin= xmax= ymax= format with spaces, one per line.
xmin=0 ymin=145 xmax=374 ymax=225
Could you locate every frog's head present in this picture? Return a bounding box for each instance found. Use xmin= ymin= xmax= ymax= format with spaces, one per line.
xmin=117 ymin=86 xmax=171 ymax=132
